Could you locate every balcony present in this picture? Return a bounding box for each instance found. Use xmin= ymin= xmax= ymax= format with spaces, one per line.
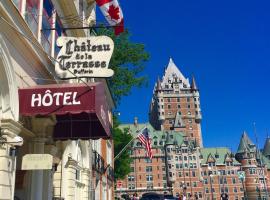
xmin=92 ymin=150 xmax=105 ymax=174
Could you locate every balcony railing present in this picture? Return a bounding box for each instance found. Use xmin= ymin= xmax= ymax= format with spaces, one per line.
xmin=92 ymin=150 xmax=105 ymax=174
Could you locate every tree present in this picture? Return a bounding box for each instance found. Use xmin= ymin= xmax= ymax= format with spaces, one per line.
xmin=97 ymin=28 xmax=150 ymax=180
xmin=113 ymin=123 xmax=133 ymax=180
xmin=98 ymin=29 xmax=150 ymax=106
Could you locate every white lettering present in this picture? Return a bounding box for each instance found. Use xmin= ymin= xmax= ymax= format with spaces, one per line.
xmin=63 ymin=92 xmax=72 ymax=105
xmin=72 ymin=92 xmax=81 ymax=105
xmin=42 ymin=90 xmax=53 ymax=106
xmin=31 ymin=94 xmax=42 ymax=107
xmin=53 ymin=92 xmax=64 ymax=106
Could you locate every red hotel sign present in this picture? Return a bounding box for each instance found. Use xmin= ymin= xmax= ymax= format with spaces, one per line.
xmin=19 ymin=82 xmax=111 ymax=140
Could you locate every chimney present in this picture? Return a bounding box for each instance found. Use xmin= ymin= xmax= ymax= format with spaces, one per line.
xmin=134 ymin=117 xmax=138 ymax=127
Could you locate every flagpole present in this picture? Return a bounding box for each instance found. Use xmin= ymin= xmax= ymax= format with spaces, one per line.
xmin=114 ymin=126 xmax=146 ymax=161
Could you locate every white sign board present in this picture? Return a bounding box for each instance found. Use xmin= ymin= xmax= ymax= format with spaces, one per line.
xmin=22 ymin=154 xmax=53 ymax=170
xmin=55 ymin=36 xmax=114 ymax=79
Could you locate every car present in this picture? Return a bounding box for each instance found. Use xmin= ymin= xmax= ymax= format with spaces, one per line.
xmin=140 ymin=192 xmax=164 ymax=200
xmin=164 ymin=194 xmax=177 ymax=200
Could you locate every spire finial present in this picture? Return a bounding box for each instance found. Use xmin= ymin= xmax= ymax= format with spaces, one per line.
xmin=191 ymin=75 xmax=198 ymax=90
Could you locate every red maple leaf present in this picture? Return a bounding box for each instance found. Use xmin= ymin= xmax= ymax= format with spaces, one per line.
xmin=108 ymin=4 xmax=120 ymax=21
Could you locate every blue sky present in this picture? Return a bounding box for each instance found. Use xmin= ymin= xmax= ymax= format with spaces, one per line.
xmin=98 ymin=0 xmax=270 ymax=151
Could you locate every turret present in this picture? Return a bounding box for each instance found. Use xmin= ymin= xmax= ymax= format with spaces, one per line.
xmin=235 ymin=131 xmax=261 ymax=199
xmin=263 ymin=137 xmax=270 ymax=159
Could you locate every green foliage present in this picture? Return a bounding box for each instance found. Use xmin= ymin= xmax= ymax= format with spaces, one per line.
xmin=97 ymin=29 xmax=150 ymax=106
xmin=113 ymin=124 xmax=133 ymax=180
xmin=97 ymin=29 xmax=149 ymax=180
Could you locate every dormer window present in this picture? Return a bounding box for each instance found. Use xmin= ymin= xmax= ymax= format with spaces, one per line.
xmin=208 ymin=162 xmax=215 ymax=167
xmin=215 ymin=154 xmax=219 ymax=159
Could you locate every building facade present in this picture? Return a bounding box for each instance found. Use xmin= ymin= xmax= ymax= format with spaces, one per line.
xmin=117 ymin=58 xmax=270 ymax=200
xmin=0 ymin=1 xmax=114 ymax=200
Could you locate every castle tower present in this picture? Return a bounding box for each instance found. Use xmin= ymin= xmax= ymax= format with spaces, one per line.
xmin=149 ymin=58 xmax=203 ymax=147
xmin=235 ymin=132 xmax=263 ymax=199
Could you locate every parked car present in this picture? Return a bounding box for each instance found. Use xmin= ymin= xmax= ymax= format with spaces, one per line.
xmin=140 ymin=192 xmax=164 ymax=200
xmin=164 ymin=194 xmax=177 ymax=200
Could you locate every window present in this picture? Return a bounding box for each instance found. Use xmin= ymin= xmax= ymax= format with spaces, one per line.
xmin=167 ymin=98 xmax=171 ymax=102
xmin=178 ymin=172 xmax=182 ymax=177
xmin=128 ymin=184 xmax=135 ymax=189
xmin=146 ymin=175 xmax=153 ymax=181
xmin=128 ymin=175 xmax=135 ymax=181
xmin=187 ymin=97 xmax=190 ymax=102
xmin=249 ymin=168 xmax=256 ymax=175
xmin=75 ymin=169 xmax=81 ymax=181
xmin=168 ymin=104 xmax=171 ymax=109
xmin=192 ymin=171 xmax=196 ymax=177
xmin=147 ymin=183 xmax=153 ymax=189
xmin=232 ymin=178 xmax=236 ymax=184
xmin=130 ymin=167 xmax=134 ymax=172
xmin=177 ymin=98 xmax=180 ymax=102
xmin=193 ymin=182 xmax=197 ymax=187
xmin=234 ymin=187 xmax=237 ymax=193
xmin=178 ymin=104 xmax=181 ymax=108
xmin=188 ymin=104 xmax=191 ymax=108
xmin=188 ymin=111 xmax=191 ymax=115
xmin=146 ymin=166 xmax=152 ymax=172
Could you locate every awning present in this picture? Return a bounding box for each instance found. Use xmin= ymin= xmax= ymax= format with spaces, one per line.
xmin=19 ymin=82 xmax=111 ymax=140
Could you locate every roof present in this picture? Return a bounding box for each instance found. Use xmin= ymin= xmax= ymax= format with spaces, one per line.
xmin=236 ymin=131 xmax=256 ymax=154
xmin=200 ymin=147 xmax=239 ymax=165
xmin=161 ymin=58 xmax=190 ymax=89
xmin=263 ymin=138 xmax=270 ymax=157
xmin=119 ymin=122 xmax=185 ymax=147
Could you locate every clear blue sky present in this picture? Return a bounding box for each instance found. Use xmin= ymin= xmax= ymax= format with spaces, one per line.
xmin=98 ymin=0 xmax=270 ymax=151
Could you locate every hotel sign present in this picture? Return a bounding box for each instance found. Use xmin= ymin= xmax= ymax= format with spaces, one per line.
xmin=22 ymin=154 xmax=53 ymax=170
xmin=55 ymin=36 xmax=114 ymax=79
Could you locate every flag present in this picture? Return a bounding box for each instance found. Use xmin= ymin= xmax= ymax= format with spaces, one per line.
xmin=137 ymin=128 xmax=153 ymax=159
xmin=96 ymin=0 xmax=124 ymax=35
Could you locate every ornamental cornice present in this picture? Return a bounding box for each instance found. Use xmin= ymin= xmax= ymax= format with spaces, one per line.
xmin=1 ymin=118 xmax=22 ymax=137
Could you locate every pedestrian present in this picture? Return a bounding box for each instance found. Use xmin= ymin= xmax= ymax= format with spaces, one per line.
xmin=132 ymin=192 xmax=139 ymax=200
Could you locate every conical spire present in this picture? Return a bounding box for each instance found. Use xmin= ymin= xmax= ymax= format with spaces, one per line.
xmin=236 ymin=131 xmax=255 ymax=154
xmin=191 ymin=75 xmax=198 ymax=90
xmin=263 ymin=137 xmax=270 ymax=157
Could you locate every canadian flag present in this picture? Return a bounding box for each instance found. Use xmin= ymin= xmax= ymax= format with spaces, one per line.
xmin=96 ymin=0 xmax=124 ymax=35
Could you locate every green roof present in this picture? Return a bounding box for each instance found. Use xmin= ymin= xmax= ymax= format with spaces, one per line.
xmin=236 ymin=132 xmax=256 ymax=154
xmin=119 ymin=122 xmax=185 ymax=147
xmin=200 ymin=147 xmax=239 ymax=165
